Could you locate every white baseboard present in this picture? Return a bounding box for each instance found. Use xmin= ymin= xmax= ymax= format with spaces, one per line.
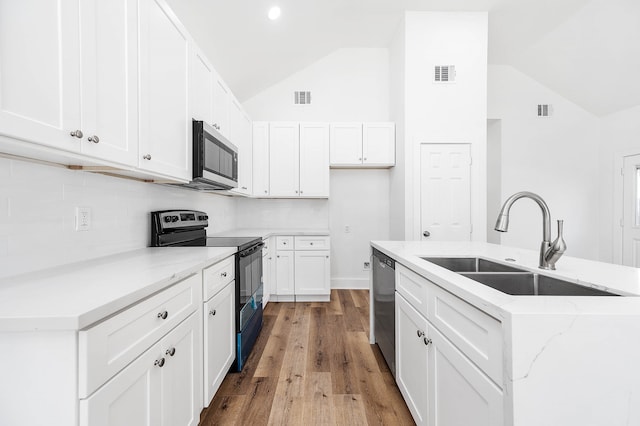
xmin=331 ymin=278 xmax=370 ymax=290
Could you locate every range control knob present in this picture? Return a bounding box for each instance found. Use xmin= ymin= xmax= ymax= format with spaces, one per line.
xmin=199 ymin=215 xmax=208 ymax=221
xmin=171 ymin=216 xmax=179 ymax=222
xmin=163 ymin=216 xmax=171 ymax=223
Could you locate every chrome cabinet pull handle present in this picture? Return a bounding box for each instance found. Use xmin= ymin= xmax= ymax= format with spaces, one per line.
xmin=423 ymin=337 xmax=432 ymax=346
xmin=221 ymin=272 xmax=227 ymax=277
xmin=154 ymin=358 xmax=165 ymax=367
xmin=143 ymin=154 xmax=152 ymax=160
xmin=70 ymin=130 xmax=83 ymax=138
xmin=157 ymin=310 xmax=168 ymax=320
xmin=209 ymin=309 xmax=217 ymax=316
xmin=87 ymin=135 xmax=100 ymax=144
xmin=165 ymin=347 xmax=176 ymax=357
xmin=417 ymin=330 xmax=424 ymax=338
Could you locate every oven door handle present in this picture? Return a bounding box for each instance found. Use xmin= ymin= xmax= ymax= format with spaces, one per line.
xmin=239 ymin=242 xmax=265 ymax=257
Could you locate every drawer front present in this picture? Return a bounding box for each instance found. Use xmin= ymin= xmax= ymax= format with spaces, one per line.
xmin=203 ymin=255 xmax=235 ymax=301
xmin=294 ymin=235 xmax=330 ymax=250
xmin=79 ymin=273 xmax=201 ymax=398
xmin=276 ymin=236 xmax=294 ymax=250
xmin=396 ymin=264 xmax=429 ymax=319
xmin=427 ymin=283 xmax=503 ymax=387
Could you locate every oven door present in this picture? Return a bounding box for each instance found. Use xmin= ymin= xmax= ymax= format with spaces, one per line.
xmin=238 ymin=243 xmax=264 ymax=331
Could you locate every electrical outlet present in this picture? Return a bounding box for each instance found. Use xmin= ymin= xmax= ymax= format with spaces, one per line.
xmin=75 ymin=207 xmax=91 ymax=231
xmin=363 ymin=261 xmax=371 ymax=271
xmin=344 ymin=225 xmax=351 ymax=233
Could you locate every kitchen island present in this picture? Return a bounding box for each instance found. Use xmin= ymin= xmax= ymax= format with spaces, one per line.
xmin=371 ymin=241 xmax=640 ymax=426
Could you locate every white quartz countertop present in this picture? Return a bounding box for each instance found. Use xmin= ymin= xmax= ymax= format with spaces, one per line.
xmin=0 ymin=247 xmax=236 ymax=331
xmin=210 ymin=228 xmax=330 ymax=238
xmin=372 ymin=241 xmax=640 ymax=319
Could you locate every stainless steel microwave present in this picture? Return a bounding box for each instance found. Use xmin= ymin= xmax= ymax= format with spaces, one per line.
xmin=187 ymin=120 xmax=238 ymax=190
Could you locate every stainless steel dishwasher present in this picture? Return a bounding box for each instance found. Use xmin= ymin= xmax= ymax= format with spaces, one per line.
xmin=372 ymin=248 xmax=396 ymax=376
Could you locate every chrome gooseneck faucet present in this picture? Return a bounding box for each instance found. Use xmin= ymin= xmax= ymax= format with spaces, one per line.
xmin=495 ymin=191 xmax=567 ymax=270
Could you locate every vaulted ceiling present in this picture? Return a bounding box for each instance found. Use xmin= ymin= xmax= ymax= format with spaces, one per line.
xmin=166 ymin=0 xmax=640 ymax=116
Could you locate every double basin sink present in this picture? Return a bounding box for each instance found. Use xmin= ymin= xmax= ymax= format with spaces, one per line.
xmin=422 ymin=257 xmax=618 ymax=297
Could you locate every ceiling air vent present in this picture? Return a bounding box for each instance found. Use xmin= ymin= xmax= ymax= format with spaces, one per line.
xmin=537 ymin=104 xmax=553 ymax=117
xmin=434 ymin=65 xmax=456 ymax=83
xmin=294 ymin=91 xmax=312 ymax=105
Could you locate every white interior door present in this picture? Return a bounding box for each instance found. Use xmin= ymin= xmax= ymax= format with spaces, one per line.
xmin=622 ymin=154 xmax=640 ymax=267
xmin=420 ymin=144 xmax=471 ymax=241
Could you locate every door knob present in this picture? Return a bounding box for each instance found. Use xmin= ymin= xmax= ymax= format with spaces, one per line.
xmin=423 ymin=231 xmax=431 ymax=237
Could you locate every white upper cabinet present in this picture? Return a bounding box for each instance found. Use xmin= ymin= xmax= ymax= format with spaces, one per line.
xmin=212 ymin=74 xmax=230 ymax=138
xmin=299 ymin=123 xmax=329 ymax=197
xmin=252 ymin=122 xmax=270 ymax=196
xmin=229 ymin=97 xmax=252 ymax=195
xmin=362 ymin=122 xmax=395 ymax=166
xmin=330 ymin=122 xmax=395 ymax=168
xmin=138 ymin=0 xmax=191 ymax=181
xmin=329 ymin=123 xmax=362 ymax=166
xmin=269 ymin=122 xmax=300 ymax=197
xmin=189 ymin=47 xmax=214 ymax=125
xmin=0 ymin=0 xmax=81 ymax=152
xmin=79 ymin=0 xmax=139 ymax=166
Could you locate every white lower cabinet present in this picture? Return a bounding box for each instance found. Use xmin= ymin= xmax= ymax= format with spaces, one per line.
xmin=80 ymin=311 xmax=202 ymax=426
xmin=273 ymin=236 xmax=330 ymax=301
xmin=396 ymin=291 xmax=503 ymax=426
xmin=203 ymin=281 xmax=235 ymax=406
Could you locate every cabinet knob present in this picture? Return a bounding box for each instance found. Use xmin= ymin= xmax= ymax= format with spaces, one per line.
xmin=154 ymin=357 xmax=165 ymax=368
xmin=295 ymin=190 xmax=299 ymax=194
xmin=221 ymin=272 xmax=227 ymax=277
xmin=242 ymin=186 xmax=247 ymax=190
xmin=423 ymin=337 xmax=432 ymax=346
xmin=326 ymin=255 xmax=329 ymax=259
xmin=70 ymin=130 xmax=83 ymax=138
xmin=417 ymin=330 xmax=425 ymax=338
xmin=209 ymin=309 xmax=217 ymax=316
xmin=358 ymin=157 xmax=362 ymax=161
xmin=87 ymin=135 xmax=100 ymax=144
xmin=264 ymin=190 xmax=268 ymax=194
xmin=157 ymin=310 xmax=168 ymax=320
xmin=143 ymin=154 xmax=152 ymax=160
xmin=165 ymin=347 xmax=176 ymax=357
xmin=423 ymin=231 xmax=431 ymax=238
xmin=363 ymin=157 xmax=367 ymax=161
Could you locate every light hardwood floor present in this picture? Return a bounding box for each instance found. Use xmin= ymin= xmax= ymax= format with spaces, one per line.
xmin=199 ymin=289 xmax=414 ymax=425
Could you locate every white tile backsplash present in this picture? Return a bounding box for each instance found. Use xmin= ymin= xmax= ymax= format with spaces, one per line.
xmin=0 ymin=158 xmax=237 ymax=278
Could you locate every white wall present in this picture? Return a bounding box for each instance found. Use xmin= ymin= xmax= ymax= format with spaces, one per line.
xmin=488 ymin=64 xmax=601 ymax=260
xmin=402 ymin=12 xmax=488 ymax=242
xmin=598 ymin=105 xmax=640 ymax=263
xmin=0 ymin=157 xmax=237 ymax=279
xmin=487 ymin=119 xmax=502 ymax=244
xmin=242 ymin=48 xmax=391 ymax=288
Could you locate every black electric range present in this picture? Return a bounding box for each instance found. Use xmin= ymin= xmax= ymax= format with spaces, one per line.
xmin=150 ymin=210 xmax=264 ymax=371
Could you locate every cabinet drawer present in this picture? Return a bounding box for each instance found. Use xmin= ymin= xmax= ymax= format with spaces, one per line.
xmin=203 ymin=255 xmax=235 ymax=301
xmin=276 ymin=236 xmax=294 ymax=250
xmin=294 ymin=235 xmax=330 ymax=250
xmin=78 ymin=273 xmax=200 ymax=398
xmin=427 ymin=283 xmax=503 ymax=387
xmin=396 ymin=264 xmax=429 ymax=319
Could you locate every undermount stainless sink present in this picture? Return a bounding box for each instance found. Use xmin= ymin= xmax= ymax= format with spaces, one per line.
xmin=422 ymin=257 xmax=618 ymax=296
xmin=421 ymin=257 xmax=527 ymax=273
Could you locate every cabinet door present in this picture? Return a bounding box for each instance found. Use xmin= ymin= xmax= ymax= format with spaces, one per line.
xmin=396 ymin=293 xmax=429 ymax=426
xmin=269 ymin=122 xmax=300 ymax=197
xmin=159 ymin=311 xmax=202 ymax=426
xmin=0 ymin=0 xmax=81 ymax=152
xmin=252 ymin=122 xmax=270 ymax=196
xmin=362 ymin=122 xmax=395 ymax=167
xmin=428 ymin=326 xmax=503 ymax=426
xmin=329 ymin=123 xmax=362 ymax=166
xmin=79 ymin=0 xmax=139 ymax=165
xmin=190 ymin=47 xmax=214 ymax=124
xmin=203 ymin=282 xmax=235 ymax=406
xmin=294 ymin=251 xmax=330 ymax=296
xmin=299 ymin=123 xmax=329 ymax=197
xmin=229 ymin=98 xmax=252 ymax=195
xmin=212 ymin=73 xmax=230 ymax=137
xmin=138 ymin=0 xmax=190 ymax=180
xmin=275 ymin=250 xmax=295 ymax=296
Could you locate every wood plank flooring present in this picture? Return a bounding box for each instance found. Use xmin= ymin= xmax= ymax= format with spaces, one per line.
xmin=200 ymin=289 xmax=414 ymax=426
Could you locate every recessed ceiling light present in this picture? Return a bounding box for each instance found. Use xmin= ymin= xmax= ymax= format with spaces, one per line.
xmin=268 ymin=6 xmax=281 ymax=21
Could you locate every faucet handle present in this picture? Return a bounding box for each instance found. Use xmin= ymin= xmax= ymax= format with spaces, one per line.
xmin=545 ymin=220 xmax=567 ymax=270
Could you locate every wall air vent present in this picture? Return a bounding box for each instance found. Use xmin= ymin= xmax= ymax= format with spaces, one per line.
xmin=294 ymin=91 xmax=312 ymax=105
xmin=434 ymin=65 xmax=456 ymax=83
xmin=537 ymin=104 xmax=553 ymax=117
